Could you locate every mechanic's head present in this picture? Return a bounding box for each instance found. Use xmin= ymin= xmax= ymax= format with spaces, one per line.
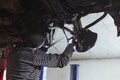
xmin=29 ymin=32 xmax=46 ymax=48
xmin=22 ymin=19 xmax=50 ymax=48
xmin=27 ymin=28 xmax=48 ymax=48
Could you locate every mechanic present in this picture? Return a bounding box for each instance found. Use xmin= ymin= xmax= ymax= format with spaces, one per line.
xmin=0 ymin=0 xmax=75 ymax=80
xmin=6 ymin=18 xmax=74 ymax=80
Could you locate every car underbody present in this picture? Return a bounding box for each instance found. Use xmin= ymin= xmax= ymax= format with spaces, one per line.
xmin=0 ymin=0 xmax=120 ymax=52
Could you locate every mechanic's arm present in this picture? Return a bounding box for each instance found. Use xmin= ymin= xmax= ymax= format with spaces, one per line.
xmin=33 ymin=44 xmax=74 ymax=68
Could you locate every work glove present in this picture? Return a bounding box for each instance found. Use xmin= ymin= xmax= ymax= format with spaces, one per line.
xmin=68 ymin=38 xmax=76 ymax=52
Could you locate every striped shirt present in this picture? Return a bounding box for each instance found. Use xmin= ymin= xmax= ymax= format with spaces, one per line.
xmin=6 ymin=44 xmax=74 ymax=80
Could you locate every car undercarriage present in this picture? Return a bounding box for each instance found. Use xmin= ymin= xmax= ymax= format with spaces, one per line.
xmin=0 ymin=0 xmax=120 ymax=52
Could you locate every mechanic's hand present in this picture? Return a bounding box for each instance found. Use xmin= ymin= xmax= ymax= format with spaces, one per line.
xmin=68 ymin=38 xmax=77 ymax=52
xmin=68 ymin=39 xmax=73 ymax=44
